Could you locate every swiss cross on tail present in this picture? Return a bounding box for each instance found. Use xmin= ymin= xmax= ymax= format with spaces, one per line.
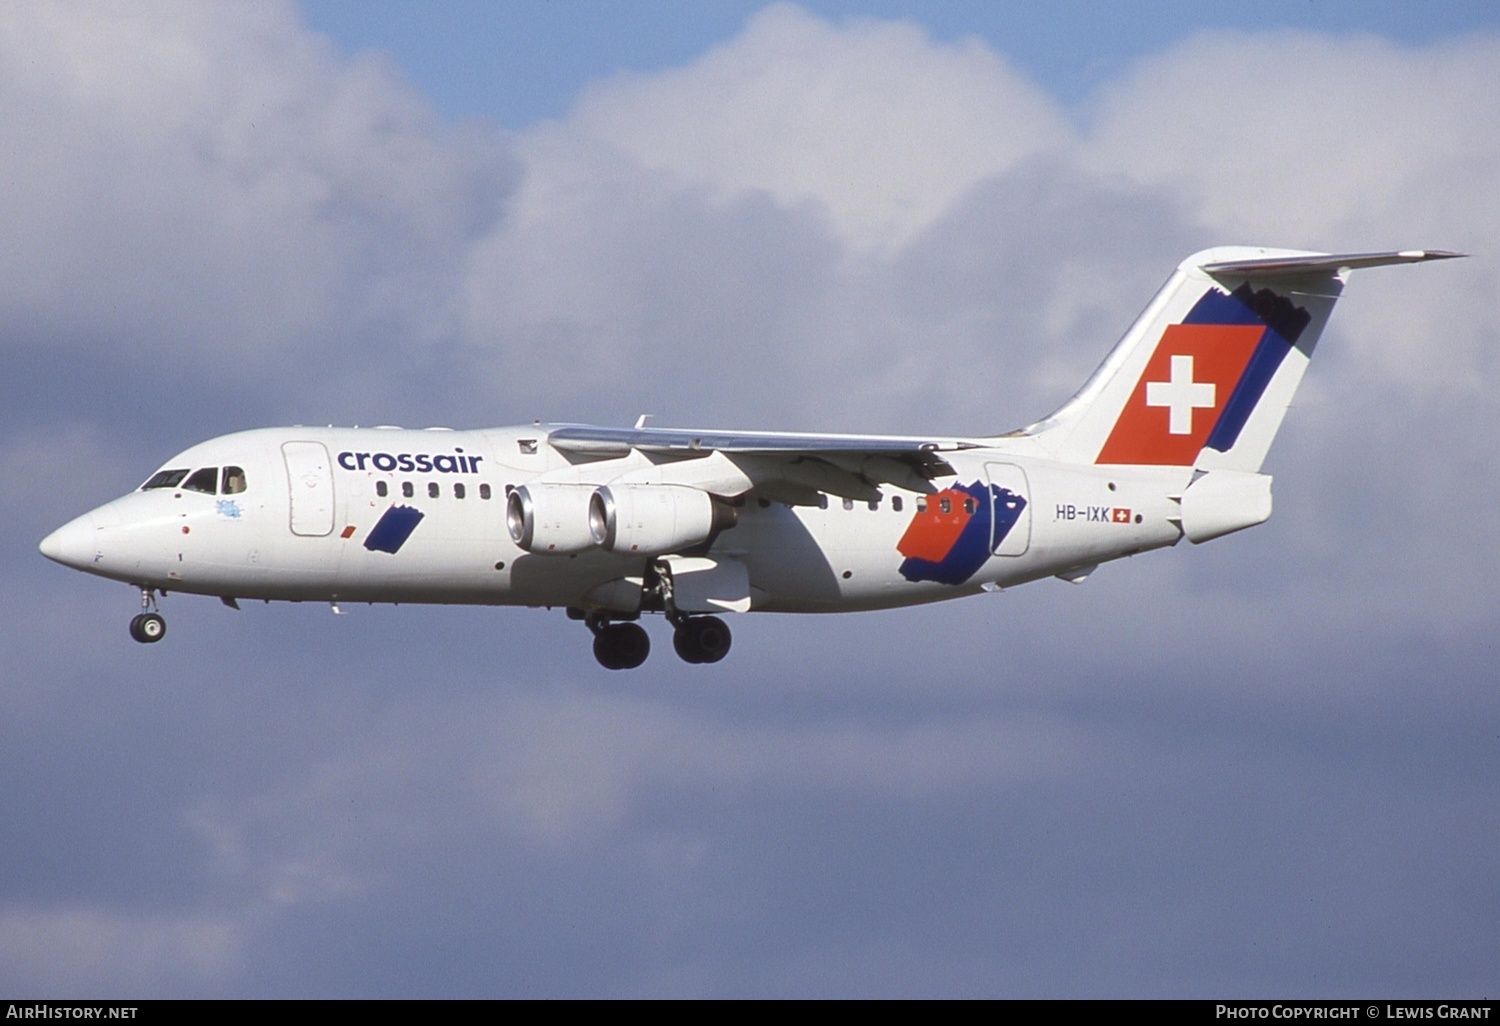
xmin=1095 ymin=283 xmax=1312 ymax=465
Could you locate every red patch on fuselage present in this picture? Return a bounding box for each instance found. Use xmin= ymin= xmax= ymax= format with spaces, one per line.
xmin=896 ymin=487 xmax=972 ymax=562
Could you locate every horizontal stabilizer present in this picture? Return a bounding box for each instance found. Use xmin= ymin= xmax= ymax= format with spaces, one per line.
xmin=1199 ymin=250 xmax=1465 ymax=278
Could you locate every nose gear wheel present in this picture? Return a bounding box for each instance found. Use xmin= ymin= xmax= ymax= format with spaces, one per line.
xmin=128 ymin=588 xmax=165 ymax=643
xmin=129 ymin=612 xmax=166 ymax=643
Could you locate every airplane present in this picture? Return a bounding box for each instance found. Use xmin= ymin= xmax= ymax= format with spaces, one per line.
xmin=39 ymin=246 xmax=1461 ymax=669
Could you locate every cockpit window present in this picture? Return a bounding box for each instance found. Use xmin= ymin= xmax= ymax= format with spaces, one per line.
xmin=142 ymin=469 xmax=190 ymax=491
xmin=221 ymin=466 xmax=247 ymax=494
xmin=182 ymin=468 xmax=218 ymax=494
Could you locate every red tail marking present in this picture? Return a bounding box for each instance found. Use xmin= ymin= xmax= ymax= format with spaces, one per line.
xmin=1095 ymin=323 xmax=1263 ymax=465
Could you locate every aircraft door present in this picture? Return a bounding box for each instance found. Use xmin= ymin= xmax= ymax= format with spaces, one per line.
xmin=283 ymin=441 xmax=335 ymax=537
xmin=985 ymin=463 xmax=1030 ymax=556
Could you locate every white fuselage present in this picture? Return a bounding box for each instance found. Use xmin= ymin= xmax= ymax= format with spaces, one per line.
xmin=42 ymin=425 xmax=1194 ymax=614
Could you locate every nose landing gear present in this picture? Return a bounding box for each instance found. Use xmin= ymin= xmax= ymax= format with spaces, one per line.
xmin=128 ymin=588 xmax=166 ymax=644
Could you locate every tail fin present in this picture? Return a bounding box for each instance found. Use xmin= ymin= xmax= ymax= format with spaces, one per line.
xmin=1019 ymin=247 xmax=1462 ymax=472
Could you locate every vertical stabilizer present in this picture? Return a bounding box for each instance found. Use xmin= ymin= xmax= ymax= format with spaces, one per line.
xmin=1017 ymin=248 xmax=1460 ymax=472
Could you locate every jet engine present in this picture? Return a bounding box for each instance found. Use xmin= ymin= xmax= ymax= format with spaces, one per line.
xmin=589 ymin=484 xmax=737 ymax=555
xmin=506 ymin=484 xmax=596 ymax=554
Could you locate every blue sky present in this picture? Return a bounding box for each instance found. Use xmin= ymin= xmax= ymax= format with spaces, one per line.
xmin=5 ymin=0 xmax=1499 ymax=998
xmin=302 ymin=1 xmax=1500 ymax=123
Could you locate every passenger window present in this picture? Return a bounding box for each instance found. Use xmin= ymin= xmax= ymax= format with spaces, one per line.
xmin=817 ymin=494 xmax=829 ymax=510
xmin=221 ymin=466 xmax=247 ymax=494
xmin=842 ymin=497 xmax=854 ymax=511
xmin=376 ymin=481 xmax=388 ymax=498
xmin=402 ymin=482 xmax=414 ymax=498
xmin=479 ymin=483 xmax=492 ymax=500
xmin=182 ymin=468 xmax=218 ymax=494
xmin=454 ymin=483 xmax=466 ymax=499
xmin=917 ymin=498 xmax=927 ymax=513
xmin=142 ymin=469 xmax=190 ymax=490
xmin=868 ymin=499 xmax=879 ymax=511
xmin=428 ymin=482 xmax=440 ymax=499
xmin=892 ymin=496 xmax=903 ymax=512
xmin=939 ymin=497 xmax=951 ymax=514
xmin=964 ymin=498 xmax=975 ymax=514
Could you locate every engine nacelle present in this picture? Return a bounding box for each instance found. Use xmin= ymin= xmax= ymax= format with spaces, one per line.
xmin=507 ymin=484 xmax=596 ymax=554
xmin=589 ymin=484 xmax=737 ymax=555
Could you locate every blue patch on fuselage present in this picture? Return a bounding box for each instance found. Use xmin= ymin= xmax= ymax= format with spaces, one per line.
xmin=898 ymin=482 xmax=1027 ymax=585
xmin=992 ymin=487 xmax=1027 ymax=539
xmin=364 ymin=505 xmax=425 ymax=554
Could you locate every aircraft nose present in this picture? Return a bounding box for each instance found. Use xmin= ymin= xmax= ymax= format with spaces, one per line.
xmin=39 ymin=512 xmax=99 ymax=570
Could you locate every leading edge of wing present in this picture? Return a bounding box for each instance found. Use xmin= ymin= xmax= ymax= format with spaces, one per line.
xmin=546 ymin=424 xmax=987 ymax=458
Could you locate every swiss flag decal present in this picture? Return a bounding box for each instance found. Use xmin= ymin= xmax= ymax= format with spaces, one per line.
xmin=1095 ymin=323 xmax=1264 ymax=465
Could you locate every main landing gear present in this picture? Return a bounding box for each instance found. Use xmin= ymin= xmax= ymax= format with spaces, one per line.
xmin=577 ymin=558 xmax=735 ymax=670
xmin=580 ymin=611 xmax=733 ymax=670
xmin=672 ymin=615 xmax=732 ymax=665
xmin=588 ymin=615 xmax=651 ymax=670
xmin=129 ymin=588 xmax=166 ymax=644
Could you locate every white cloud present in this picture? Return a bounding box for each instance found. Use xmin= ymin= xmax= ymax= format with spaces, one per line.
xmin=566 ymin=3 xmax=1070 ymax=256
xmin=1081 ymin=31 xmax=1500 ymax=244
xmin=0 ymin=0 xmax=511 ymax=380
xmin=1078 ymin=31 xmax=1500 ymax=396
